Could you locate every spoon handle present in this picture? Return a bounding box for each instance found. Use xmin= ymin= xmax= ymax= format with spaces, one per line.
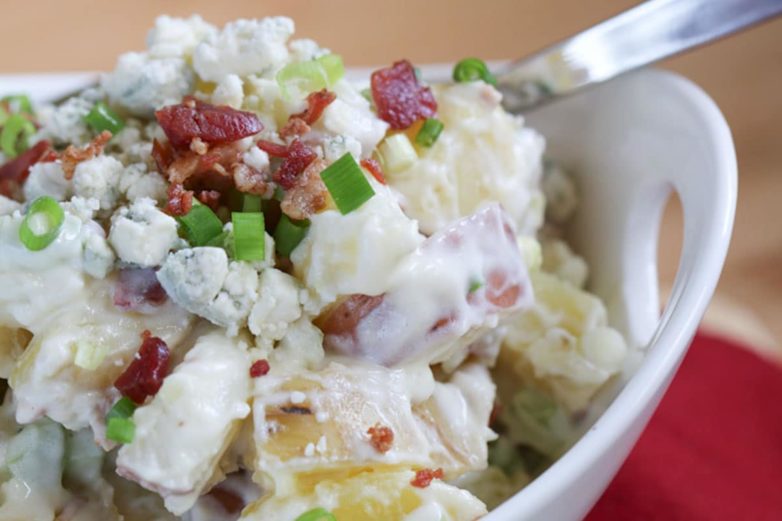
xmin=497 ymin=0 xmax=782 ymax=113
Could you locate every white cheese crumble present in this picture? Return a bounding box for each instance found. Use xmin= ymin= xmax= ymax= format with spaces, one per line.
xmin=71 ymin=155 xmax=124 ymax=211
xmin=156 ymin=247 xmax=261 ymax=335
xmin=193 ymin=17 xmax=295 ymax=82
xmin=108 ymin=197 xmax=178 ymax=267
xmin=23 ymin=162 xmax=71 ymax=202
xmin=248 ymin=268 xmax=302 ymax=349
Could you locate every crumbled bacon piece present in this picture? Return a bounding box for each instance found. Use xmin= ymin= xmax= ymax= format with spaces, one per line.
xmin=292 ymin=89 xmax=337 ymax=125
xmin=410 ymin=468 xmax=444 ymax=488
xmin=165 ymin=183 xmax=194 ymax=216
xmin=256 ymin=140 xmax=290 ymax=158
xmin=367 ymin=424 xmax=394 ymax=453
xmin=371 ymin=60 xmax=437 ymax=129
xmin=114 ymin=331 xmax=171 ymax=404
xmin=280 ymin=158 xmax=329 ymax=220
xmin=155 ymin=97 xmax=263 ymax=151
xmin=0 ymin=140 xmax=53 ymax=198
xmin=61 ymin=130 xmax=112 ymax=180
xmin=113 ymin=268 xmax=167 ymax=312
xmin=152 ymin=139 xmax=175 ymax=174
xmin=249 ymin=359 xmax=270 ymax=378
xmin=273 ymin=139 xmax=317 ymax=190
xmin=279 ymin=118 xmax=311 ymax=140
xmin=317 ymin=294 xmax=385 ymax=337
xmin=360 ymin=158 xmax=386 ymax=185
xmin=197 ymin=190 xmax=221 ymax=211
xmin=166 ymin=141 xmax=240 ymax=188
xmin=232 ymin=163 xmax=267 ymax=195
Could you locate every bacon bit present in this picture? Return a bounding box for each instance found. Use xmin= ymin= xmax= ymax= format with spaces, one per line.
xmin=197 ymin=190 xmax=221 ymax=211
xmin=273 ymin=139 xmax=317 ymax=190
xmin=249 ymin=359 xmax=270 ymax=378
xmin=113 ymin=268 xmax=167 ymax=312
xmin=410 ymin=468 xmax=444 ymax=488
xmin=155 ymin=97 xmax=263 ymax=151
xmin=114 ymin=331 xmax=171 ymax=404
xmin=0 ymin=140 xmax=54 ymax=198
xmin=280 ymin=158 xmax=329 ymax=220
xmin=232 ymin=162 xmax=267 ymax=195
xmin=316 ymin=294 xmax=385 ymax=337
xmin=367 ymin=424 xmax=394 ymax=453
xmin=61 ymin=130 xmax=112 ymax=180
xmin=360 ymin=158 xmax=386 ymax=185
xmin=152 ymin=139 xmax=175 ymax=174
xmin=166 ymin=141 xmax=241 ymax=188
xmin=165 ymin=183 xmax=194 ymax=216
xmin=371 ymin=60 xmax=437 ymax=130
xmin=278 ymin=117 xmax=311 ymax=140
xmin=292 ymin=89 xmax=337 ymax=125
xmin=190 ymin=137 xmax=208 ymax=155
xmin=256 ymin=140 xmax=290 ymax=158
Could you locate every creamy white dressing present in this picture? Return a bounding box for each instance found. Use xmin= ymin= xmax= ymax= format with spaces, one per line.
xmin=324 ymin=204 xmax=533 ymax=366
xmin=117 ymin=332 xmax=252 ymax=515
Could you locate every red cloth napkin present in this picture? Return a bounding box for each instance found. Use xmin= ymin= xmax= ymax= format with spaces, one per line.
xmin=586 ymin=333 xmax=782 ymax=521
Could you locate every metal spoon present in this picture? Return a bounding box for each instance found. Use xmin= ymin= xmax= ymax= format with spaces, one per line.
xmin=497 ymin=0 xmax=782 ymax=113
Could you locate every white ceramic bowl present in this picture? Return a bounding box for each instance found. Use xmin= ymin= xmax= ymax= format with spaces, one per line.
xmin=1 ymin=68 xmax=736 ymax=520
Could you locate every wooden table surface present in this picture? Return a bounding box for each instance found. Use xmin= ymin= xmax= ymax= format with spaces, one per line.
xmin=2 ymin=0 xmax=781 ymax=358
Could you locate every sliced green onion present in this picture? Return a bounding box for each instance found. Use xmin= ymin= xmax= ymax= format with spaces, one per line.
xmin=232 ymin=212 xmax=266 ymax=261
xmin=106 ymin=418 xmax=135 ymax=444
xmin=415 ymin=118 xmax=444 ymax=147
xmin=295 ymin=507 xmax=336 ymax=521
xmin=320 ymin=153 xmax=375 ymax=215
xmin=0 ymin=105 xmax=8 ymax=126
xmin=107 ymin=397 xmax=137 ymax=422
xmin=276 ymin=54 xmax=344 ymax=99
xmin=178 ymin=200 xmax=224 ymax=247
xmin=73 ymin=340 xmax=108 ymax=371
xmin=274 ymin=214 xmax=310 ymax=257
xmin=242 ymin=194 xmax=262 ymax=213
xmin=468 ymin=279 xmax=484 ymax=294
xmin=1 ymin=113 xmax=36 ymax=158
xmin=377 ymin=133 xmax=417 ymax=174
xmin=19 ymin=196 xmax=65 ymax=251
xmin=106 ymin=397 xmax=137 ymax=445
xmin=84 ymin=101 xmax=125 ymax=135
xmin=317 ymin=54 xmax=345 ymax=85
xmin=2 ymin=94 xmax=34 ymax=114
xmin=273 ymin=186 xmax=285 ymax=202
xmin=452 ymin=57 xmax=497 ymax=85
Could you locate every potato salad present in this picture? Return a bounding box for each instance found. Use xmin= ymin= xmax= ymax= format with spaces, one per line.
xmin=0 ymin=15 xmax=629 ymax=521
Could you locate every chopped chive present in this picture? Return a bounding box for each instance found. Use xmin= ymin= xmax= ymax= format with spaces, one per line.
xmin=107 ymin=397 xmax=137 ymax=422
xmin=18 ymin=196 xmax=65 ymax=251
xmin=452 ymin=57 xmax=497 ymax=85
xmin=73 ymin=340 xmax=108 ymax=371
xmin=178 ymin=200 xmax=224 ymax=247
xmin=276 ymin=54 xmax=343 ymax=100
xmin=295 ymin=507 xmax=336 ymax=521
xmin=84 ymin=101 xmax=125 ymax=135
xmin=317 ymin=54 xmax=345 ymax=85
xmin=415 ymin=118 xmax=444 ymax=147
xmin=232 ymin=212 xmax=266 ymax=261
xmin=320 ymin=153 xmax=375 ymax=214
xmin=273 ymin=186 xmax=285 ymax=201
xmin=106 ymin=397 xmax=137 ymax=444
xmin=274 ymin=214 xmax=310 ymax=257
xmin=377 ymin=133 xmax=417 ymax=174
xmin=242 ymin=194 xmax=262 ymax=213
xmin=468 ymin=279 xmax=484 ymax=294
xmin=1 ymin=113 xmax=36 ymax=158
xmin=106 ymin=417 xmax=135 ymax=444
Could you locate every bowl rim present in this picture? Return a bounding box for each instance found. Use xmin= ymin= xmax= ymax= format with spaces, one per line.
xmin=487 ymin=67 xmax=737 ymax=520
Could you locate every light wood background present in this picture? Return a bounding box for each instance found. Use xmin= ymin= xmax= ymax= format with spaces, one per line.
xmin=2 ymin=0 xmax=781 ymax=358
